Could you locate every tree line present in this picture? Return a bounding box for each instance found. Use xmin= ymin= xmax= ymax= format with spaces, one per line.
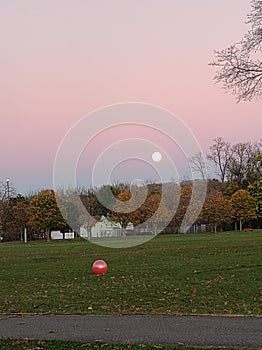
xmin=0 ymin=138 xmax=261 ymax=241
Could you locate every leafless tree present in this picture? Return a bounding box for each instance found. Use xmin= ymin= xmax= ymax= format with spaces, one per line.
xmin=189 ymin=152 xmax=208 ymax=180
xmin=207 ymin=137 xmax=232 ymax=183
xmin=227 ymin=142 xmax=254 ymax=185
xmin=211 ymin=0 xmax=262 ymax=101
xmin=0 ymin=179 xmax=16 ymax=201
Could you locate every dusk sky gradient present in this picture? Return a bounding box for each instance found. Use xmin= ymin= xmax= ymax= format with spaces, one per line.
xmin=1 ymin=1 xmax=261 ymax=194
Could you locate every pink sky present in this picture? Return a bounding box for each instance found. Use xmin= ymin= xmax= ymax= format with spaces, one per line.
xmin=0 ymin=1 xmax=261 ymax=193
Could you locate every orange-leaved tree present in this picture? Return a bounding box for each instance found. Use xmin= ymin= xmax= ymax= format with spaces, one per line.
xmin=111 ymin=191 xmax=135 ymax=235
xmin=230 ymin=189 xmax=257 ymax=231
xmin=28 ymin=190 xmax=67 ymax=241
xmin=202 ymin=190 xmax=232 ymax=232
xmin=139 ymin=193 xmax=170 ymax=234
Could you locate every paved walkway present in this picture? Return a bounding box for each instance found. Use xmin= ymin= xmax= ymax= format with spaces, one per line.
xmin=0 ymin=315 xmax=261 ymax=347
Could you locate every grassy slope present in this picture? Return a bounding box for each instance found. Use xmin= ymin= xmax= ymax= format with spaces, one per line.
xmin=0 ymin=231 xmax=261 ymax=316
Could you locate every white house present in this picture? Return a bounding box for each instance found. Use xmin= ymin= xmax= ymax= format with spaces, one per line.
xmin=80 ymin=215 xmax=134 ymax=239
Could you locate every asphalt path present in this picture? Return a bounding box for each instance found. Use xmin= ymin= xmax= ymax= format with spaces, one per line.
xmin=0 ymin=315 xmax=261 ymax=347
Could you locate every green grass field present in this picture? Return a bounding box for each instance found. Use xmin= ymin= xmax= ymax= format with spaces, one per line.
xmin=0 ymin=338 xmax=254 ymax=350
xmin=0 ymin=231 xmax=261 ymax=316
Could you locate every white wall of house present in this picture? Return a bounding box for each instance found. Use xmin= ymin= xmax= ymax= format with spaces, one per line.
xmin=51 ymin=230 xmax=63 ymax=240
xmin=90 ymin=216 xmax=122 ymax=237
xmin=64 ymin=232 xmax=74 ymax=239
xmin=80 ymin=215 xmax=134 ymax=238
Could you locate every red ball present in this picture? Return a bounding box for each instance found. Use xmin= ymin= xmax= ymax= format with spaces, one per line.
xmin=92 ymin=259 xmax=108 ymax=275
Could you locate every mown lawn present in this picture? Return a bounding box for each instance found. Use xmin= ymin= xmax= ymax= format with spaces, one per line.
xmin=0 ymin=231 xmax=261 ymax=316
xmin=0 ymin=339 xmax=255 ymax=350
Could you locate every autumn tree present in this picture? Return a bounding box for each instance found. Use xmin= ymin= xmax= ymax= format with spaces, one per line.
xmin=81 ymin=184 xmax=129 ymax=219
xmin=207 ymin=178 xmax=226 ymax=194
xmin=110 ymin=184 xmax=171 ymax=235
xmin=246 ymin=141 xmax=262 ymax=183
xmin=248 ymin=179 xmax=262 ymax=218
xmin=211 ymin=0 xmax=262 ymax=101
xmin=140 ymin=193 xmax=170 ymax=234
xmin=227 ymin=141 xmax=262 ymax=187
xmin=202 ymin=191 xmax=232 ymax=232
xmin=111 ymin=191 xmax=135 ymax=235
xmin=28 ymin=190 xmax=67 ymax=241
xmin=0 ymin=180 xmax=16 ymax=240
xmin=10 ymin=196 xmax=29 ymax=241
xmin=230 ymin=189 xmax=257 ymax=230
xmin=80 ymin=188 xmax=105 ymax=217
xmin=171 ymin=183 xmax=193 ymax=232
xmin=223 ymin=181 xmax=241 ymax=198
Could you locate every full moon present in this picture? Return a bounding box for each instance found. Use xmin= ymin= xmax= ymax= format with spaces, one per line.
xmin=152 ymin=151 xmax=162 ymax=162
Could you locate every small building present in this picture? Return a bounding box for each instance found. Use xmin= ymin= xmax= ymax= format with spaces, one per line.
xmin=64 ymin=232 xmax=74 ymax=239
xmin=51 ymin=230 xmax=63 ymax=240
xmin=51 ymin=230 xmax=75 ymax=240
xmin=80 ymin=216 xmax=134 ymax=239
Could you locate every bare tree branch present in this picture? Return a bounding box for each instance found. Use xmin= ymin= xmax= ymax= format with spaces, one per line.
xmin=210 ymin=0 xmax=262 ymax=101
